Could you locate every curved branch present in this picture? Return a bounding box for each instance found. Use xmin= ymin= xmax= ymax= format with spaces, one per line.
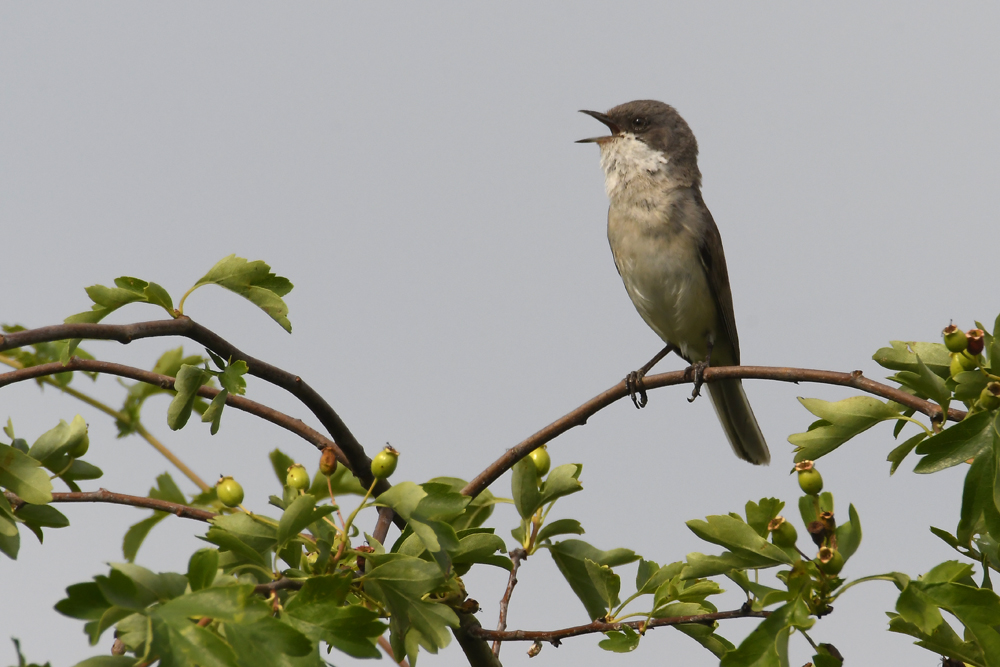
xmin=5 ymin=489 xmax=217 ymax=521
xmin=0 ymin=357 xmax=352 ymax=469
xmin=0 ymin=318 xmax=385 ymax=494
xmin=461 ymin=365 xmax=965 ymax=499
xmin=470 ymin=607 xmax=769 ymax=643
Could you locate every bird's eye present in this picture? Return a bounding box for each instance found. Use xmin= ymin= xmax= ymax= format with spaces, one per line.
xmin=632 ymin=117 xmax=648 ymax=131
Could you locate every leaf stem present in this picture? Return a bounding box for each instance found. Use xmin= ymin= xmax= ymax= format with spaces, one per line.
xmin=892 ymin=415 xmax=933 ymax=437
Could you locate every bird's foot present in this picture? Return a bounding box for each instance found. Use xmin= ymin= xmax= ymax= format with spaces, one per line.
xmin=625 ymin=369 xmax=649 ymax=409
xmin=686 ymin=361 xmax=710 ymax=403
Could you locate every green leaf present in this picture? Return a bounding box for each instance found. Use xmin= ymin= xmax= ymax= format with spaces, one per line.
xmin=914 ymin=411 xmax=995 ymax=473
xmin=584 ymin=558 xmax=620 ymax=614
xmin=276 ymin=494 xmax=336 ymax=548
xmin=0 ymin=528 xmax=19 ymax=559
xmin=208 ymin=512 xmax=277 ymax=553
xmin=835 ymin=504 xmax=862 ymax=560
xmin=189 ymin=255 xmax=294 ymax=332
xmin=218 ymin=360 xmax=248 ymax=395
xmin=511 ymin=456 xmax=542 ymax=520
xmin=686 ymin=515 xmax=794 ymax=565
xmin=157 ymin=585 xmax=269 ymax=623
xmin=682 ymin=550 xmax=781 ymax=579
xmin=873 ymin=340 xmax=951 ymax=378
xmin=55 ymin=582 xmax=111 ymax=620
xmin=790 ymin=396 xmax=901 ymax=461
xmin=896 ymin=583 xmax=944 ymax=634
xmin=538 ymin=463 xmax=583 ymax=506
xmin=954 ymin=370 xmax=990 ymax=401
xmin=269 ymin=449 xmax=296 ymax=487
xmin=148 ymin=611 xmax=239 ymax=667
xmin=201 ymin=389 xmax=228 ymax=435
xmin=167 ymin=365 xmax=212 ymax=430
xmin=888 ymin=612 xmax=984 ymax=667
xmin=449 ymin=531 xmax=510 ymax=570
xmin=958 ymin=448 xmax=997 ymax=545
xmin=283 ymin=574 xmax=386 ymax=659
xmin=636 ymin=559 xmax=684 ymax=596
xmin=675 ymin=622 xmax=735 ymax=658
xmin=536 ymin=518 xmax=585 ymax=543
xmin=745 ymin=498 xmax=784 ymax=537
xmin=188 ymin=548 xmax=220 ymax=592
xmin=223 ymin=617 xmax=312 ymax=667
xmin=363 ymin=557 xmax=457 ymax=655
xmin=887 ymin=432 xmax=927 ymax=475
xmin=15 ymin=503 xmax=69 ymax=543
xmin=598 ymin=626 xmax=640 ymax=653
xmin=0 ymin=443 xmax=53 ymax=504
xmin=544 ymin=539 xmax=638 ymax=621
xmin=720 ymin=598 xmax=813 ymax=667
xmin=892 ymin=355 xmax=951 ymax=408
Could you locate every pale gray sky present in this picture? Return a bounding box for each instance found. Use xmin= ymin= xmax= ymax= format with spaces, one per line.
xmin=2 ymin=3 xmax=999 ymax=666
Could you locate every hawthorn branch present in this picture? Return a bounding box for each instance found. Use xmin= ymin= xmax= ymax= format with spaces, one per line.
xmin=492 ymin=548 xmax=527 ymax=657
xmin=461 ymin=365 xmax=966 ymax=499
xmin=5 ymin=489 xmax=217 ymax=521
xmin=0 ymin=317 xmax=386 ymax=495
xmin=471 ymin=607 xmax=769 ymax=643
xmin=0 ymin=357 xmax=352 ymax=469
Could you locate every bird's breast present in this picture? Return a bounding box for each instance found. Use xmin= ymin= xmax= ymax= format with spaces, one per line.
xmin=607 ymin=197 xmax=718 ymax=361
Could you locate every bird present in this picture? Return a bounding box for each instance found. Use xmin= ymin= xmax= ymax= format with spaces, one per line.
xmin=578 ymin=100 xmax=770 ymax=465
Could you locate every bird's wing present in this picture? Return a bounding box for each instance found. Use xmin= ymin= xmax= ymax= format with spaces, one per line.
xmin=694 ymin=193 xmax=741 ymax=364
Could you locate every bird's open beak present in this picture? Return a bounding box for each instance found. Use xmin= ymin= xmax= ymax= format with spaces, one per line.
xmin=576 ymin=109 xmax=620 ymax=144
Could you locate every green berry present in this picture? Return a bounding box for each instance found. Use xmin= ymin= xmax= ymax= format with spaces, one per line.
xmin=942 ymin=324 xmax=968 ymax=353
xmin=768 ymin=516 xmax=798 ymax=547
xmin=529 ymin=446 xmax=551 ymax=477
xmin=371 ymin=446 xmax=399 ymax=480
xmin=319 ymin=447 xmax=338 ymax=476
xmin=795 ymin=462 xmax=823 ymax=495
xmin=816 ymin=547 xmax=844 ymax=575
xmin=978 ymin=383 xmax=1000 ymax=411
xmin=217 ymin=476 xmax=244 ymax=507
xmin=286 ymin=464 xmax=310 ymax=490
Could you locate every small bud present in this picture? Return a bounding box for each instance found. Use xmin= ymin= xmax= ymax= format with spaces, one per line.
xmin=816 ymin=546 xmax=844 ymax=574
xmin=978 ymin=382 xmax=1000 ymax=411
xmin=286 ymin=464 xmax=310 ymax=490
xmin=943 ymin=324 xmax=968 ymax=353
xmin=371 ymin=445 xmax=399 ymax=480
xmin=527 ymin=641 xmax=543 ymax=658
xmin=319 ymin=447 xmax=338 ymax=476
xmin=768 ymin=516 xmax=798 ymax=547
xmin=967 ymin=329 xmax=985 ymax=356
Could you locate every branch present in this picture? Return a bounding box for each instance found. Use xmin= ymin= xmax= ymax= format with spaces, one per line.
xmin=492 ymin=548 xmax=527 ymax=657
xmin=0 ymin=318 xmax=387 ymax=495
xmin=0 ymin=357 xmax=353 ymax=468
xmin=462 ymin=365 xmax=966 ymax=499
xmin=471 ymin=607 xmax=769 ymax=644
xmin=252 ymin=577 xmax=303 ymax=595
xmin=5 ymin=489 xmax=217 ymax=521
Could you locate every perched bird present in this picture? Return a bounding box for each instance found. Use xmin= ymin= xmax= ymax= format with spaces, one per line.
xmin=578 ymin=100 xmax=769 ymax=465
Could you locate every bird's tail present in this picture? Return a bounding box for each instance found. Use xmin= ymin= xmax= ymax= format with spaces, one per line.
xmin=707 ymin=378 xmax=770 ymax=465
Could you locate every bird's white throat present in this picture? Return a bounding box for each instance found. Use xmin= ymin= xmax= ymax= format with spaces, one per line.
xmin=598 ymin=133 xmax=671 ymax=199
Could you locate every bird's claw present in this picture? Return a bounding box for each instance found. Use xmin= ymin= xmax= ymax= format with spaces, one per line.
xmin=686 ymin=361 xmax=710 ymax=403
xmin=626 ymin=370 xmax=649 ymax=409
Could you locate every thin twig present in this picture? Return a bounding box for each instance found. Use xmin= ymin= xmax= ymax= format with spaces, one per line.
xmin=492 ymin=548 xmax=527 ymax=657
xmin=461 ymin=365 xmax=965 ymax=499
xmin=252 ymin=577 xmax=303 ymax=595
xmin=377 ymin=636 xmax=409 ymax=667
xmin=0 ymin=317 xmax=385 ymax=492
xmin=472 ymin=607 xmax=769 ymax=643
xmin=1 ymin=351 xmax=211 ymax=492
xmin=5 ymin=489 xmax=216 ymax=521
xmin=0 ymin=357 xmax=351 ymax=468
